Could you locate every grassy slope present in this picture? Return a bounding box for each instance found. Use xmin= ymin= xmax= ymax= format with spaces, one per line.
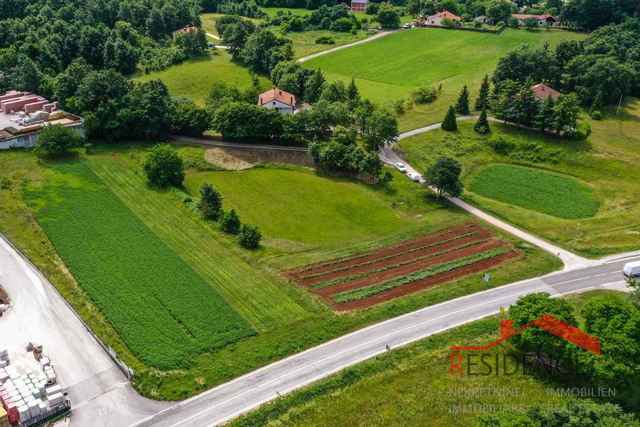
xmin=285 ymin=30 xmax=369 ymax=59
xmin=132 ymin=51 xmax=270 ymax=105
xmin=0 ymin=146 xmax=560 ymax=399
xmin=302 ymin=28 xmax=586 ymax=131
xmin=398 ymin=99 xmax=640 ymax=257
xmin=229 ymin=290 xmax=626 ymax=427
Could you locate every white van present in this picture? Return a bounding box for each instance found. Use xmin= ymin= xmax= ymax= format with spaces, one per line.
xmin=623 ymin=261 xmax=640 ymax=277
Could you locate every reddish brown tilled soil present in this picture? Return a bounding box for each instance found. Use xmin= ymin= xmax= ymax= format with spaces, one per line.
xmin=287 ymin=222 xmax=479 ymax=280
xmin=331 ymin=249 xmax=519 ymax=311
xmin=299 ymin=232 xmax=491 ymax=287
xmin=313 ymin=240 xmax=506 ymax=298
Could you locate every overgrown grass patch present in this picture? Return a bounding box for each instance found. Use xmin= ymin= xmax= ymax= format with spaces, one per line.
xmin=468 ymin=165 xmax=600 ymax=219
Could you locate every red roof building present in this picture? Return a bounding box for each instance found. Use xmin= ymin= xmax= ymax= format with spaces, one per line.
xmin=171 ymin=26 xmax=198 ymax=40
xmin=513 ymin=14 xmax=561 ymax=26
xmin=426 ymin=10 xmax=462 ymax=25
xmin=530 ymin=83 xmax=561 ymax=101
xmin=258 ymin=86 xmax=296 ymax=114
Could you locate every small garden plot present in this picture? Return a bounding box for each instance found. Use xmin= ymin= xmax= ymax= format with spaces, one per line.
xmin=287 ymin=223 xmax=518 ymax=310
xmin=468 ymin=165 xmax=600 ymax=219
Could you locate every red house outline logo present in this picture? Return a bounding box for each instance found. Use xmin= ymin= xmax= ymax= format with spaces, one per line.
xmin=450 ymin=314 xmax=600 ymax=355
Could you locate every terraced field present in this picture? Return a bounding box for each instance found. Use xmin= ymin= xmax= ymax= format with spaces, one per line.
xmin=288 ymin=223 xmax=518 ymax=310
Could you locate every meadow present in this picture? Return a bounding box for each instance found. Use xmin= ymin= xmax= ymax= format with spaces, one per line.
xmin=22 ymin=161 xmax=255 ymax=370
xmin=0 ymin=146 xmax=560 ymax=399
xmin=132 ymin=51 xmax=269 ymax=105
xmin=468 ymin=165 xmax=600 ymax=219
xmin=398 ymin=99 xmax=640 ymax=257
xmin=229 ymin=290 xmax=627 ymax=427
xmin=302 ymin=28 xmax=586 ymax=131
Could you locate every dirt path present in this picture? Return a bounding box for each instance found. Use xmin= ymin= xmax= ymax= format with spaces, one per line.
xmin=296 ymin=29 xmax=401 ymax=63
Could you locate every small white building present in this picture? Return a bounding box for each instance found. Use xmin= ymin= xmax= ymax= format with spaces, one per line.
xmin=257 ymin=86 xmax=296 ymax=115
xmin=513 ymin=14 xmax=561 ymax=26
xmin=425 ymin=10 xmax=462 ymax=26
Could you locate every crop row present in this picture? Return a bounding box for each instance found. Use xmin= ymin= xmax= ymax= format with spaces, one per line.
xmin=24 ymin=162 xmax=255 ymax=370
xmin=312 ymin=239 xmax=489 ymax=289
xmin=332 ymin=247 xmax=509 ymax=303
xmin=294 ymin=228 xmax=465 ymax=274
xmin=303 ymin=231 xmax=481 ymax=280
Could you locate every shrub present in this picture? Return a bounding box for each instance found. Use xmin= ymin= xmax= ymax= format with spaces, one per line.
xmin=410 ymin=86 xmax=438 ymax=104
xmin=142 ymin=144 xmax=185 ymax=188
xmin=198 ymin=183 xmax=223 ymax=221
xmin=487 ymin=136 xmax=516 ymax=155
xmin=34 ymin=124 xmax=84 ymax=158
xmin=474 ymin=108 xmax=490 ymax=134
xmin=220 ymin=209 xmax=241 ymax=234
xmin=393 ymin=98 xmax=406 ymax=114
xmin=379 ymin=169 xmax=394 ymax=185
xmin=237 ymin=224 xmax=262 ymax=249
xmin=589 ymin=110 xmax=602 ymax=120
xmin=565 ymin=122 xmax=591 ymax=140
xmin=474 ymin=21 xmax=483 ymax=29
xmin=441 ymin=106 xmax=458 ymax=131
xmin=315 ymin=35 xmax=336 ymax=45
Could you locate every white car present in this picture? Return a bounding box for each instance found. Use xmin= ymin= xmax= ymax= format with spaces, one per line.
xmin=407 ymin=172 xmax=421 ymax=182
xmin=395 ymin=162 xmax=407 ymax=173
xmin=402 ymin=23 xmax=412 ymax=29
xmin=623 ymin=261 xmax=640 ymax=277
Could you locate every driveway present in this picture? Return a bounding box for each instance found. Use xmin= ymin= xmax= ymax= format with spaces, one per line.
xmin=296 ymin=29 xmax=401 ymax=63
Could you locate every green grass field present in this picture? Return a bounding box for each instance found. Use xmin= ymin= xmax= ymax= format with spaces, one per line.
xmin=23 ymin=161 xmax=255 ymax=369
xmin=283 ymin=30 xmax=369 ymax=59
xmin=200 ymin=13 xmax=263 ymax=36
xmin=398 ymin=98 xmax=640 ymax=257
xmin=302 ymin=28 xmax=586 ymax=131
xmin=261 ymin=7 xmax=314 ymax=17
xmin=468 ymin=165 xmax=600 ymax=219
xmin=132 ymin=51 xmax=270 ymax=105
xmin=230 ymin=290 xmax=628 ymax=427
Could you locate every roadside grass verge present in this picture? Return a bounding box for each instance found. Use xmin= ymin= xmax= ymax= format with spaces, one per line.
xmin=22 ymin=161 xmax=255 ymax=369
xmin=468 ymin=164 xmax=599 ymax=219
xmin=398 ymin=104 xmax=640 ymax=257
xmin=228 ymin=290 xmax=627 ymax=427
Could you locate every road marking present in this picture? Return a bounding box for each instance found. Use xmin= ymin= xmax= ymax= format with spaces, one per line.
xmin=605 ymin=254 xmax=640 ymax=263
xmin=594 ymin=273 xmax=606 ymax=277
xmin=551 ymin=277 xmax=586 ymax=286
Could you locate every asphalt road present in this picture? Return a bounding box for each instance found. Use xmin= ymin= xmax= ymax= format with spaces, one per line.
xmin=130 ymin=253 xmax=635 ymax=427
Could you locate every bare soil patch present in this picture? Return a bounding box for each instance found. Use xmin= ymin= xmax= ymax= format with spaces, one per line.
xmin=287 ymin=223 xmax=519 ymax=311
xmin=204 ymin=147 xmax=313 ymax=170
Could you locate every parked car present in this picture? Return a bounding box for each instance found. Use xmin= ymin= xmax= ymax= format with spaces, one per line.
xmin=402 ymin=23 xmax=412 ymax=29
xmin=407 ymin=172 xmax=421 ymax=182
xmin=395 ymin=162 xmax=407 ymax=173
xmin=623 ymin=261 xmax=640 ymax=277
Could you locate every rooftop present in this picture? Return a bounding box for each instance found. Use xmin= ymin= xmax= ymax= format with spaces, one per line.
xmin=530 ymin=83 xmax=561 ymax=100
xmin=258 ymin=86 xmax=296 ymax=108
xmin=428 ymin=10 xmax=462 ymax=21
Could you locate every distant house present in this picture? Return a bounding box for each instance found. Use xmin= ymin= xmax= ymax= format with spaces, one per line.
xmin=474 ymin=15 xmax=494 ymax=25
xmin=258 ymin=86 xmax=296 ymax=115
xmin=513 ymin=14 xmax=561 ymax=26
xmin=171 ymin=26 xmax=198 ymax=40
xmin=530 ymin=83 xmax=561 ymax=101
xmin=425 ymin=11 xmax=462 ymax=26
xmin=350 ymin=0 xmax=369 ymax=12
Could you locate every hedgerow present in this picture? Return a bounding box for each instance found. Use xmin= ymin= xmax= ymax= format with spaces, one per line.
xmin=24 ymin=162 xmax=255 ymax=369
xmin=332 ymin=247 xmax=509 ymax=303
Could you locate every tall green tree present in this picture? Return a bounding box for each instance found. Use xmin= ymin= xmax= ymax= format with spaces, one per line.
xmin=474 ymin=108 xmax=490 ymax=134
xmin=198 ymin=183 xmax=223 ymax=221
xmin=455 ymin=85 xmax=471 ymax=115
xmin=362 ymin=111 xmax=399 ymax=151
xmin=220 ymin=209 xmax=241 ymax=235
xmin=424 ymin=157 xmax=463 ymax=198
xmin=441 ymin=106 xmax=458 ymax=131
xmin=552 ymin=93 xmax=580 ymax=133
xmin=535 ymin=94 xmax=555 ymax=132
xmin=376 ymin=2 xmax=400 ymax=29
xmin=475 ymin=75 xmax=491 ymax=111
xmin=305 ymin=69 xmax=325 ymax=103
xmin=34 ymin=125 xmax=84 ymax=158
xmin=512 ymin=87 xmax=540 ymax=126
xmin=347 ymin=77 xmax=360 ymax=106
xmin=145 ymin=7 xmax=166 ymax=40
xmin=143 ymin=144 xmax=185 ymax=188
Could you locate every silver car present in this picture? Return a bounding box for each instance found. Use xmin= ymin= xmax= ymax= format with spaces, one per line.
xmin=407 ymin=172 xmax=421 ymax=182
xmin=395 ymin=162 xmax=407 ymax=173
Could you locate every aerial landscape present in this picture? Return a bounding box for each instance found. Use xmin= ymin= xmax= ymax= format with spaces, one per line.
xmin=0 ymin=0 xmax=639 ymax=426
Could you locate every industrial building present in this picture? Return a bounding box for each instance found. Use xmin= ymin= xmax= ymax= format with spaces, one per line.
xmin=0 ymin=90 xmax=84 ymax=150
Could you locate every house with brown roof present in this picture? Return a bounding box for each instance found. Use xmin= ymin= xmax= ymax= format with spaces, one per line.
xmin=530 ymin=83 xmax=561 ymax=101
xmin=513 ymin=14 xmax=561 ymax=26
xmin=425 ymin=10 xmax=462 ymax=26
xmin=171 ymin=26 xmax=198 ymax=40
xmin=258 ymin=86 xmax=296 ymax=115
xmin=350 ymin=0 xmax=369 ymax=12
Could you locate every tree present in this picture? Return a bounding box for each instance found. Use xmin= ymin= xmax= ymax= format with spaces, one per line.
xmin=359 ymin=152 xmax=383 ymax=180
xmin=319 ymin=81 xmax=347 ymax=103
xmin=511 ymin=87 xmax=540 ymax=126
xmin=333 ymin=125 xmax=357 ymax=145
xmin=175 ymin=29 xmax=207 ymax=55
xmin=54 ymin=59 xmax=93 ymax=109
xmin=305 ymin=69 xmax=325 ymax=103
xmin=362 ymin=111 xmax=399 ymax=151
xmin=376 ymin=2 xmax=400 ymax=29
xmin=474 ymin=108 xmax=490 ymax=134
xmin=441 ymin=106 xmax=458 ymax=131
xmin=0 ymin=50 xmax=43 ymax=94
xmin=125 ymin=79 xmax=175 ymax=140
xmin=424 ymin=157 xmax=463 ymax=198
xmin=198 ymin=183 xmax=223 ymax=220
xmin=237 ymin=224 xmax=262 ymax=249
xmin=142 ymin=144 xmax=185 ymax=188
xmin=534 ymin=94 xmax=555 ymax=132
xmin=172 ymin=101 xmax=211 ymax=137
xmin=242 ymin=28 xmax=293 ymax=73
xmin=146 ymin=7 xmax=166 ymax=40
xmin=508 ymin=293 xmax=578 ymax=353
xmin=33 ymin=125 xmax=84 ymax=158
xmin=627 ymin=277 xmax=640 ymax=310
xmin=486 ymin=0 xmax=513 ymax=22
xmin=552 ymin=93 xmax=580 ymax=133
xmin=74 ymin=69 xmax=132 ymax=112
xmin=523 ymin=17 xmax=538 ymax=30
xmin=347 ymin=77 xmax=360 ymax=104
xmin=475 ymin=75 xmax=491 ymax=111
xmin=220 ymin=209 xmax=241 ymax=234
xmin=455 ymin=85 xmax=471 ymax=115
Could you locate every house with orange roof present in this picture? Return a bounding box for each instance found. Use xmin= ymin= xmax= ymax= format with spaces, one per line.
xmin=171 ymin=26 xmax=199 ymax=40
xmin=258 ymin=86 xmax=297 ymax=115
xmin=530 ymin=83 xmax=561 ymax=101
xmin=425 ymin=10 xmax=462 ymax=26
xmin=513 ymin=13 xmax=561 ymax=26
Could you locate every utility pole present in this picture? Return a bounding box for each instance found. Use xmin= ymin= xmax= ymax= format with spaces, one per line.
xmin=572 ymin=222 xmax=580 ymax=251
xmin=617 ymin=94 xmax=624 ymax=115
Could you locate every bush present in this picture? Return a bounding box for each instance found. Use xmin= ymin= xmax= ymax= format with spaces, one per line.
xmin=198 ymin=183 xmax=223 ymax=221
xmin=237 ymin=224 xmax=262 ymax=249
xmin=441 ymin=106 xmax=458 ymax=131
xmin=220 ymin=209 xmax=241 ymax=234
xmin=393 ymin=98 xmax=406 ymax=114
xmin=315 ymin=35 xmax=336 ymax=45
xmin=34 ymin=124 xmax=84 ymax=158
xmin=410 ymin=86 xmax=438 ymax=104
xmin=565 ymin=122 xmax=591 ymax=140
xmin=142 ymin=144 xmax=185 ymax=188
xmin=487 ymin=136 xmax=516 ymax=155
xmin=589 ymin=110 xmax=602 ymax=120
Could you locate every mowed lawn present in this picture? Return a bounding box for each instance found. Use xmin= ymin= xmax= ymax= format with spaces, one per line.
xmin=468 ymin=165 xmax=600 ymax=219
xmin=303 ymin=28 xmax=586 ymax=131
xmin=398 ymin=99 xmax=640 ymax=257
xmin=132 ymin=51 xmax=270 ymax=105
xmin=22 ymin=161 xmax=255 ymax=370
